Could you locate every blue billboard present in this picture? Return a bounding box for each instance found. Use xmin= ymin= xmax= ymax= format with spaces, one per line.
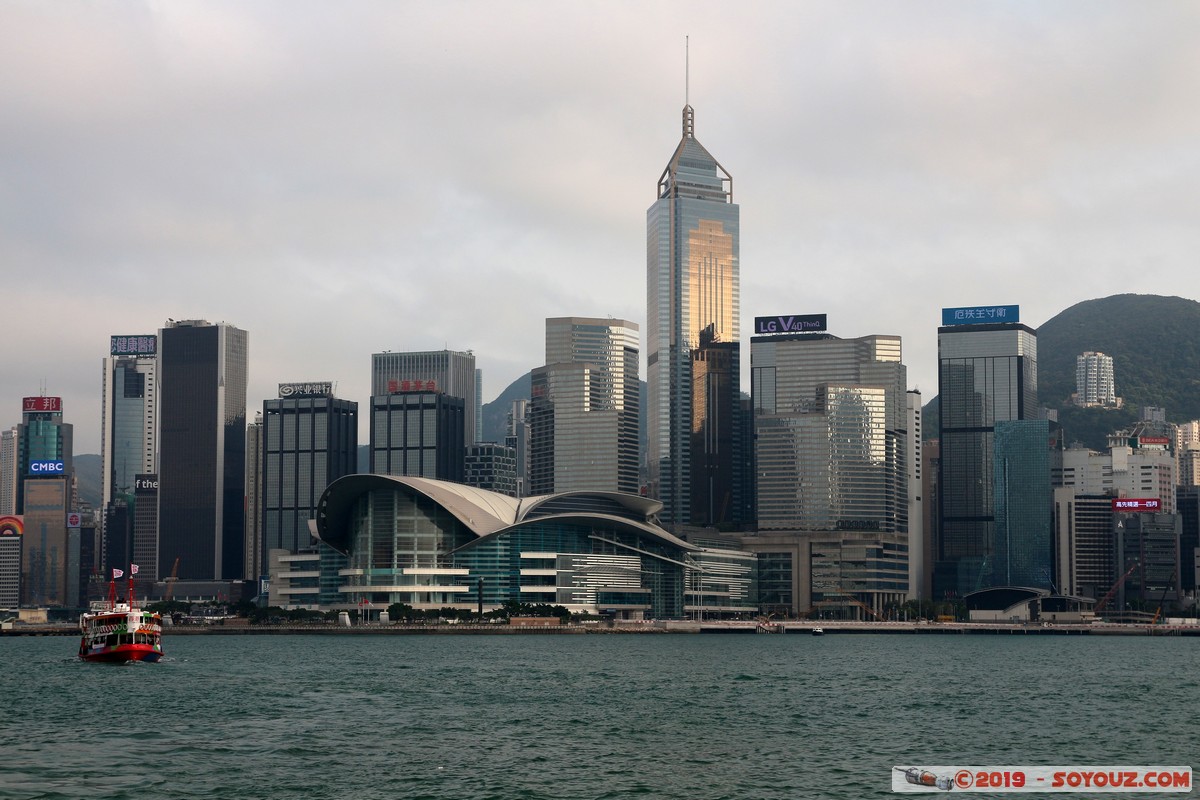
xmin=941 ymin=305 xmax=1019 ymax=326
xmin=28 ymin=460 xmax=65 ymax=476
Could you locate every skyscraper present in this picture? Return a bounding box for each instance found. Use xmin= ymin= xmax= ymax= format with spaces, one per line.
xmin=369 ymin=390 xmax=464 ymax=481
xmin=751 ymin=333 xmax=908 ymax=533
xmin=157 ymin=320 xmax=248 ymax=581
xmin=371 ymin=350 xmax=478 ymax=446
xmin=935 ymin=306 xmax=1037 ymax=598
xmin=0 ymin=427 xmax=17 ymax=516
xmin=529 ymin=317 xmax=639 ymax=495
xmin=647 ymin=102 xmax=740 ymax=527
xmin=261 ymin=383 xmax=357 ymax=565
xmin=100 ymin=335 xmax=158 ymax=583
xmin=17 ymin=396 xmax=73 ymax=607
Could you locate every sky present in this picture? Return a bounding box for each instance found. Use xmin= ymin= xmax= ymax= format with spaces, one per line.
xmin=3 ymin=1 xmax=1199 ymax=454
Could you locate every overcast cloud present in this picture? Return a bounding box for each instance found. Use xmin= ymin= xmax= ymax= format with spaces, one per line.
xmin=3 ymin=1 xmax=1199 ymax=453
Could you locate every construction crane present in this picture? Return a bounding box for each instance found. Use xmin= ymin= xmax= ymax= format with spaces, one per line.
xmin=1094 ymin=562 xmax=1139 ymax=614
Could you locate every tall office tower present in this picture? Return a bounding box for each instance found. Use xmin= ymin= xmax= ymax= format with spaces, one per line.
xmin=262 ymin=383 xmax=357 ymax=566
xmin=991 ymin=419 xmax=1062 ymax=590
xmin=0 ymin=515 xmax=21 ymax=608
xmin=1177 ymin=487 xmax=1199 ymax=597
xmin=506 ymin=400 xmax=530 ymax=498
xmin=906 ymin=390 xmax=925 ymax=601
xmin=1053 ymin=490 xmax=1118 ymax=599
xmin=0 ymin=427 xmax=17 ymax=515
xmin=529 ymin=317 xmax=640 ymax=496
xmin=100 ymin=335 xmax=158 ymax=583
xmin=17 ymin=396 xmax=74 ymax=606
xmin=465 ymin=442 xmax=518 ymax=496
xmin=101 ymin=336 xmax=158 ymax=510
xmin=935 ymin=306 xmax=1037 ymax=599
xmin=1074 ymin=351 xmax=1119 ymax=407
xmin=369 ymin=390 xmax=464 ymax=481
xmin=1115 ymin=512 xmax=1182 ymax=610
xmin=921 ymin=439 xmax=941 ymax=602
xmin=752 ymin=332 xmax=908 ymax=530
xmin=245 ymin=413 xmax=263 ymax=582
xmin=131 ymin=474 xmax=159 ymax=583
xmin=16 ymin=396 xmax=73 ymax=514
xmin=157 ymin=320 xmax=248 ymax=581
xmin=371 ymin=350 xmax=478 ymax=445
xmin=647 ymin=101 xmax=740 ymax=528
xmin=750 ymin=330 xmax=910 ymax=613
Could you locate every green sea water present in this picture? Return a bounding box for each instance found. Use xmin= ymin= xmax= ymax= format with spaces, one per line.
xmin=0 ymin=633 xmax=1195 ymax=799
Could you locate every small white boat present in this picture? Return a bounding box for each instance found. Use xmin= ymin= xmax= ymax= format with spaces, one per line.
xmin=811 ymin=626 xmax=824 ymax=636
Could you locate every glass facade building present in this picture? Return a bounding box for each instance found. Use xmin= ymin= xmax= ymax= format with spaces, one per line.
xmin=369 ymin=391 xmax=464 ymax=481
xmin=530 ymin=318 xmax=640 ymax=496
xmin=262 ymin=391 xmax=358 ymax=565
xmin=647 ymin=104 xmax=741 ymax=527
xmin=311 ymin=476 xmax=754 ymax=619
xmin=371 ymin=350 xmax=478 ymax=445
xmin=157 ymin=320 xmax=248 ymax=581
xmin=100 ymin=338 xmax=158 ymax=584
xmin=992 ymin=420 xmax=1061 ymax=590
xmin=936 ymin=322 xmax=1037 ymax=598
xmin=751 ymin=334 xmax=908 ymax=534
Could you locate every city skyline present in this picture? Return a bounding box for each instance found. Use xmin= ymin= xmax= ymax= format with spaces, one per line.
xmin=4 ymin=3 xmax=1200 ymax=454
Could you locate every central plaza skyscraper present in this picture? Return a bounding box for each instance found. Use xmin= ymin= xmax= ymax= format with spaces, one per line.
xmin=647 ymin=102 xmax=741 ymax=528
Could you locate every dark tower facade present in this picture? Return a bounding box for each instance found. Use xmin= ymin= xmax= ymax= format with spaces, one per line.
xmin=935 ymin=311 xmax=1037 ymax=598
xmin=157 ymin=320 xmax=248 ymax=581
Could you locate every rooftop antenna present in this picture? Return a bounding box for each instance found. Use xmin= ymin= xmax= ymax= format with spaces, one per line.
xmin=682 ymin=36 xmax=694 ymax=138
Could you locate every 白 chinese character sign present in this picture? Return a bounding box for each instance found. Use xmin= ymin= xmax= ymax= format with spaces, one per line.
xmin=941 ymin=305 xmax=1020 ymax=326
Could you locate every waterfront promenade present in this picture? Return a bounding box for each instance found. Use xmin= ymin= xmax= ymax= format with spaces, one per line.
xmin=5 ymin=618 xmax=1199 ymax=636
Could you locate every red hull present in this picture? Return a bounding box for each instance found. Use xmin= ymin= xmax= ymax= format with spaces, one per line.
xmin=79 ymin=642 xmax=162 ymax=663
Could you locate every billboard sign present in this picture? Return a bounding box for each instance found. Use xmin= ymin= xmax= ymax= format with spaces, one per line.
xmin=1112 ymin=498 xmax=1161 ymax=512
xmin=387 ymin=379 xmax=438 ymax=394
xmin=1138 ymin=436 xmax=1171 ymax=447
xmin=109 ymin=335 xmax=158 ymax=356
xmin=754 ymin=314 xmax=827 ymax=335
xmin=28 ymin=460 xmax=65 ymax=475
xmin=66 ymin=512 xmax=82 ymax=529
xmin=134 ymin=474 xmax=159 ymax=493
xmin=278 ymin=382 xmax=333 ymax=398
xmin=0 ymin=516 xmax=23 ymax=536
xmin=941 ymin=305 xmax=1020 ymax=326
xmin=22 ymin=396 xmax=62 ymax=413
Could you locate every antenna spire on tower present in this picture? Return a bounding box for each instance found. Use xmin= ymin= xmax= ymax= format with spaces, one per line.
xmin=682 ymin=36 xmax=694 ymax=138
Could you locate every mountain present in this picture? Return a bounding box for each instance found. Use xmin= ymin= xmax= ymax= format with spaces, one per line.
xmin=923 ymin=294 xmax=1200 ymax=449
xmin=1036 ymin=294 xmax=1200 ymax=449
xmin=74 ymin=453 xmax=102 ymax=509
xmin=482 ymin=372 xmax=532 ymax=443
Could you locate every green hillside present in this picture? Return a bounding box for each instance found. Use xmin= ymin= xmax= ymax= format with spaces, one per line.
xmin=924 ymin=294 xmax=1200 ymax=449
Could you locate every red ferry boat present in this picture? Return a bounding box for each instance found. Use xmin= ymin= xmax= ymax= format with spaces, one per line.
xmin=78 ymin=567 xmax=163 ymax=663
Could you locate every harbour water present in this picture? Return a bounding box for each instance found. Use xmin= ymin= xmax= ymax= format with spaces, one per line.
xmin=1 ymin=633 xmax=1195 ymax=799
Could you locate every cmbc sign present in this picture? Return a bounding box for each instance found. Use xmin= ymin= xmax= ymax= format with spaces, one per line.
xmin=28 ymin=460 xmax=65 ymax=475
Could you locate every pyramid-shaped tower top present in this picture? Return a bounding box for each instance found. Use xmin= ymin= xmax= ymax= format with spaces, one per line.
xmin=657 ymin=103 xmax=733 ymax=203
